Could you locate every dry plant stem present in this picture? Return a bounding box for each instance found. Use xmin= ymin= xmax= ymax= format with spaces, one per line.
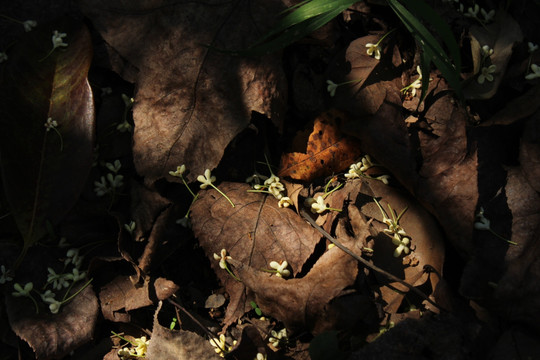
xmin=299 ymin=209 xmax=443 ymax=311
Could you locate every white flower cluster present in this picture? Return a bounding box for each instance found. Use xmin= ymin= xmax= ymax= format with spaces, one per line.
xmin=118 ymin=336 xmax=150 ymax=359
xmin=374 ymin=199 xmax=411 ymax=257
xmin=209 ymin=334 xmax=236 ymax=358
xmin=345 ymin=156 xmax=390 ymax=184
xmin=247 ymin=172 xmax=293 ymax=208
xmin=268 ymin=328 xmax=288 ymax=348
xmin=443 ymin=1 xmax=495 ymax=23
xmin=94 ymin=160 xmax=124 ymax=197
xmin=10 ymin=247 xmax=89 ymax=314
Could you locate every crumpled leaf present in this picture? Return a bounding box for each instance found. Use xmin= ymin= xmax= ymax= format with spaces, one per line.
xmin=99 ymin=275 xmax=178 ymax=322
xmin=0 ymin=19 xmax=94 ymax=243
xmin=278 ymin=109 xmax=362 ymax=181
xmin=464 ymin=11 xmax=523 ymax=100
xmin=190 ymin=182 xmax=321 ymax=327
xmin=5 ymin=285 xmax=98 ymax=359
xmin=79 ymin=0 xmax=287 ymax=184
xmin=228 ymin=219 xmax=362 ymax=333
xmin=325 ymin=179 xmax=445 ymax=314
xmin=146 ymin=302 xmax=221 ymax=360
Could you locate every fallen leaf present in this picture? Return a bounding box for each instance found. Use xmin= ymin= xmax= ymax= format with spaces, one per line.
xmin=278 ymin=109 xmax=362 ymax=181
xmin=190 ymin=182 xmax=321 ymax=327
xmin=228 ymin=221 xmax=362 ymax=333
xmin=146 ymin=302 xmax=221 ymax=360
xmin=480 ymin=85 xmax=540 ymax=126
xmin=330 ymin=35 xmax=390 ymax=115
xmin=99 ymin=275 xmax=178 ymax=322
xmin=0 ymin=19 xmax=94 ymax=243
xmin=79 ymin=0 xmax=287 ymax=185
xmin=5 ymin=284 xmax=99 ymax=359
xmin=464 ymin=11 xmax=523 ymax=99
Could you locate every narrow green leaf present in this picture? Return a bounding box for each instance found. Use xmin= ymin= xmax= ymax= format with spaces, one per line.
xmin=387 ymin=0 xmax=462 ymax=97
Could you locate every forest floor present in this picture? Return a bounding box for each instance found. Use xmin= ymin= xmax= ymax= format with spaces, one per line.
xmin=1 ymin=0 xmax=540 ymax=359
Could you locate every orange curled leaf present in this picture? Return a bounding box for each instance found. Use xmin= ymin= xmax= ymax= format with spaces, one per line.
xmin=278 ymin=109 xmax=362 ymax=181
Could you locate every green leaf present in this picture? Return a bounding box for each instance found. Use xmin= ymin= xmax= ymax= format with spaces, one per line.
xmin=0 ymin=19 xmax=95 ymax=250
xmin=241 ymin=0 xmax=357 ymax=55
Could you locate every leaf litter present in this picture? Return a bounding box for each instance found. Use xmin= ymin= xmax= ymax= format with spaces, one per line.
xmin=1 ymin=0 xmax=540 ymax=358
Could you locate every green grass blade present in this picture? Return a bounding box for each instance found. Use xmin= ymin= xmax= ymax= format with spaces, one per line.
xmin=387 ymin=0 xmax=462 ymax=97
xmin=405 ymin=0 xmax=461 ymax=73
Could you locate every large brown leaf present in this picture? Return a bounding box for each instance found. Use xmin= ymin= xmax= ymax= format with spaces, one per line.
xmin=0 ymin=19 xmax=94 ymax=244
xmin=190 ymin=182 xmax=321 ymax=327
xmin=78 ymin=0 xmax=287 ymax=184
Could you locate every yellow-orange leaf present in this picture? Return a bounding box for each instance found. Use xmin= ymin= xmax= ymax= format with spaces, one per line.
xmin=278 ymin=109 xmax=362 ymax=181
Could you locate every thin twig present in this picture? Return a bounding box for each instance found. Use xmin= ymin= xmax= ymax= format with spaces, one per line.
xmin=299 ymin=209 xmax=443 ymax=311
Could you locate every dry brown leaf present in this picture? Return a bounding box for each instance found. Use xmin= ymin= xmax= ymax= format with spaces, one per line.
xmin=326 ymin=179 xmax=445 ymax=314
xmin=278 ymin=109 xmax=362 ymax=181
xmin=481 ymin=85 xmax=540 ymax=126
xmin=6 ymin=285 xmax=98 ymax=359
xmin=190 ymin=182 xmax=321 ymax=327
xmin=330 ymin=35 xmax=388 ymax=115
xmin=79 ymin=0 xmax=286 ymax=185
xmin=228 ymin=222 xmax=363 ymax=333
xmin=99 ymin=276 xmax=178 ymax=322
xmin=146 ymin=302 xmax=221 ymax=360
xmin=464 ymin=11 xmax=523 ymax=100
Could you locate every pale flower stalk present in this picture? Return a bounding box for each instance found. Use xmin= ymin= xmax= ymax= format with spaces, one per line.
xmin=198 ymin=169 xmax=235 ymax=207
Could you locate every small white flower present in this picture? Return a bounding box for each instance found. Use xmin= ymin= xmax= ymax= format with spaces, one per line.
xmin=132 ymin=336 xmax=150 ymax=356
xmin=169 ymin=165 xmax=186 ymax=177
xmin=213 ymin=249 xmax=232 ymax=270
xmin=480 ymin=8 xmax=495 ymax=22
xmin=48 ymin=299 xmax=62 ymax=314
xmin=528 ymin=42 xmax=539 ymax=54
xmin=310 ymin=196 xmax=328 ymax=214
xmin=0 ymin=52 xmax=7 ymax=63
xmin=66 ymin=268 xmax=86 ymax=282
xmin=209 ymin=334 xmax=235 ymax=357
xmin=118 ymin=348 xmax=133 ymax=359
xmin=44 ymin=117 xmax=58 ymax=131
xmin=268 ymin=328 xmax=288 ymax=348
xmin=255 ymin=353 xmax=267 ymax=360
xmin=365 ymin=42 xmax=381 ymax=60
xmin=465 ymin=4 xmax=479 ymax=18
xmin=474 ymin=207 xmax=491 ymax=230
xmin=94 ymin=176 xmax=110 ymax=196
xmin=268 ymin=181 xmax=285 ymax=199
xmin=269 ymin=261 xmax=291 ymax=278
xmin=278 ymin=197 xmax=293 ymax=208
xmin=105 ymin=160 xmax=122 ymax=173
xmin=23 ymin=20 xmax=37 ymax=32
xmin=246 ymin=172 xmax=268 ymax=186
xmin=392 ymin=234 xmax=410 ymax=257
xmin=197 ymin=169 xmax=216 ymax=189
xmin=326 ymin=80 xmax=339 ymax=97
xmin=481 ymin=45 xmax=493 ymax=57
xmin=477 ymin=65 xmax=496 ymax=84
xmin=121 ymin=94 xmax=134 ymax=108
xmin=40 ymin=290 xmax=56 ymax=302
xmin=107 ymin=173 xmax=124 ymax=189
xmin=525 ymin=64 xmax=540 ymax=80
xmin=124 ymin=220 xmax=136 ymax=235
xmin=47 ymin=268 xmax=69 ymax=290
xmin=12 ymin=282 xmax=33 ymax=297
xmin=65 ymin=248 xmax=83 ymax=268
xmin=0 ymin=265 xmax=13 ymax=284
xmin=51 ymin=30 xmax=68 ymax=50
xmin=376 ymin=175 xmax=391 ymax=185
